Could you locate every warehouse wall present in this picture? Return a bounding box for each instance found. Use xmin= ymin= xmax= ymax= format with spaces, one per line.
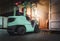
xmin=0 ymin=6 xmax=14 ymax=14
xmin=49 ymin=0 xmax=60 ymax=30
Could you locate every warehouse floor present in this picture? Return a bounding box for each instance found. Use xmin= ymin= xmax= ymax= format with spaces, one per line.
xmin=0 ymin=29 xmax=60 ymax=41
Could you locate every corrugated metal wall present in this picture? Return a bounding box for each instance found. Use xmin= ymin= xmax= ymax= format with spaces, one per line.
xmin=49 ymin=0 xmax=60 ymax=31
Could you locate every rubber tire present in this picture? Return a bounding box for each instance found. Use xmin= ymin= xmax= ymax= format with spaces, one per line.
xmin=7 ymin=30 xmax=15 ymax=35
xmin=17 ymin=26 xmax=26 ymax=35
xmin=7 ymin=26 xmax=16 ymax=35
xmin=34 ymin=25 xmax=40 ymax=33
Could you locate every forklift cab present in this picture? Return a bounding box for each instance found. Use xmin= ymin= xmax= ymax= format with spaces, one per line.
xmin=7 ymin=2 xmax=40 ymax=35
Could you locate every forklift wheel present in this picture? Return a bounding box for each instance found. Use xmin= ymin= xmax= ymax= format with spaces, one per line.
xmin=34 ymin=25 xmax=40 ymax=33
xmin=7 ymin=30 xmax=15 ymax=35
xmin=7 ymin=26 xmax=16 ymax=35
xmin=17 ymin=26 xmax=26 ymax=35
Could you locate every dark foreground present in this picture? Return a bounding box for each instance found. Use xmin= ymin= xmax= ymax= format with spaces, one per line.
xmin=0 ymin=29 xmax=60 ymax=41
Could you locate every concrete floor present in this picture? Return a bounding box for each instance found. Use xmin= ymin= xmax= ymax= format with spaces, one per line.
xmin=0 ymin=29 xmax=60 ymax=41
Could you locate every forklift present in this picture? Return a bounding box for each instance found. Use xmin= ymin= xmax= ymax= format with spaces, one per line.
xmin=7 ymin=1 xmax=40 ymax=35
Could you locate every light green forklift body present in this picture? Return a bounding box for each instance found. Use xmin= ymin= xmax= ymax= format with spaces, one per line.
xmin=8 ymin=16 xmax=34 ymax=32
xmin=8 ymin=1 xmax=37 ymax=33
